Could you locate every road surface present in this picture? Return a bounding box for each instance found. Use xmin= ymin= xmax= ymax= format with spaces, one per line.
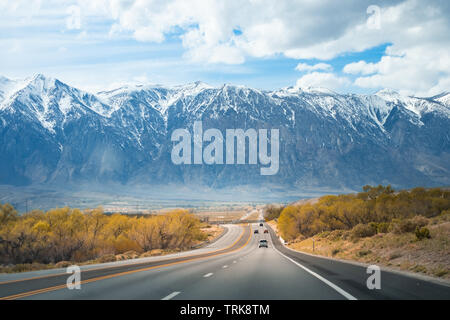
xmin=0 ymin=223 xmax=449 ymax=300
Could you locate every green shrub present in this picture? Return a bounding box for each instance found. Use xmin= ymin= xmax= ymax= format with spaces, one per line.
xmin=351 ymin=224 xmax=377 ymax=238
xmin=415 ymin=227 xmax=431 ymax=240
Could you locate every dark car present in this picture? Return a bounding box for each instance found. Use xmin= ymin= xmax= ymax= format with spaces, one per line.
xmin=264 ymin=229 xmax=269 ymax=234
xmin=259 ymin=239 xmax=268 ymax=248
xmin=254 ymin=230 xmax=259 ymax=234
xmin=259 ymin=223 xmax=264 ymax=227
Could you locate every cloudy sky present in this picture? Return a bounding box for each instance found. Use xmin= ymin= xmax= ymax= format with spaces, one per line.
xmin=0 ymin=0 xmax=449 ymax=96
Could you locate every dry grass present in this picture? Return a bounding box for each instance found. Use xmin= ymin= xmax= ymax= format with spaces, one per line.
xmin=277 ymin=218 xmax=450 ymax=280
xmin=200 ymin=225 xmax=225 ymax=243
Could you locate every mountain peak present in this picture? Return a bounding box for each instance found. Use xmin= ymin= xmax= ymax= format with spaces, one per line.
xmin=25 ymin=73 xmax=57 ymax=90
xmin=302 ymin=86 xmax=336 ymax=95
xmin=0 ymin=75 xmax=10 ymax=83
xmin=375 ymin=88 xmax=400 ymax=96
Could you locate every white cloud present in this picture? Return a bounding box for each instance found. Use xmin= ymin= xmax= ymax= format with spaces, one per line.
xmin=296 ymin=72 xmax=350 ymax=91
xmin=343 ymin=61 xmax=378 ymax=75
xmin=0 ymin=0 xmax=449 ymax=94
xmin=350 ymin=45 xmax=450 ymax=96
xmin=79 ymin=0 xmax=447 ymax=95
xmin=341 ymin=1 xmax=450 ymax=95
xmin=295 ymin=63 xmax=332 ymax=72
xmin=66 ymin=5 xmax=82 ymax=30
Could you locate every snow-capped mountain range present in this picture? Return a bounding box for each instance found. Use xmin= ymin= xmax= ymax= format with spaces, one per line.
xmin=0 ymin=74 xmax=449 ymax=191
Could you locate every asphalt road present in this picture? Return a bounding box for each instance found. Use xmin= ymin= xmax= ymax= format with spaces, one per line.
xmin=0 ymin=223 xmax=449 ymax=300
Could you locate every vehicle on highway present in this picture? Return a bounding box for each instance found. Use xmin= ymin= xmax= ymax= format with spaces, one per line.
xmin=259 ymin=223 xmax=263 ymax=227
xmin=259 ymin=239 xmax=268 ymax=248
xmin=254 ymin=230 xmax=259 ymax=234
xmin=264 ymin=229 xmax=269 ymax=233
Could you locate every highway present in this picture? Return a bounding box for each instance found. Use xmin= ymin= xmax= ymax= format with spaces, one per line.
xmin=0 ymin=222 xmax=449 ymax=300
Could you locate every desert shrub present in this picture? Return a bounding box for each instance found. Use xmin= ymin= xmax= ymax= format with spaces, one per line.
xmin=55 ymin=261 xmax=72 ymax=268
xmin=410 ymin=215 xmax=429 ymax=228
xmin=391 ymin=216 xmax=429 ymax=234
xmin=327 ymin=230 xmax=345 ymax=241
xmin=376 ymin=222 xmax=390 ymax=233
xmin=410 ymin=264 xmax=427 ymax=273
xmin=123 ymin=250 xmax=140 ymax=259
xmin=368 ymin=222 xmax=378 ymax=233
xmin=331 ymin=248 xmax=341 ymax=256
xmin=432 ymin=266 xmax=448 ymax=277
xmin=357 ymin=249 xmax=372 ymax=257
xmin=317 ymin=230 xmax=331 ymax=238
xmin=139 ymin=251 xmax=154 ymax=258
xmin=415 ymin=227 xmax=431 ymax=240
xmin=97 ymin=254 xmax=116 ymax=263
xmin=395 ymin=219 xmax=416 ymax=233
xmin=351 ymin=224 xmax=377 ymax=239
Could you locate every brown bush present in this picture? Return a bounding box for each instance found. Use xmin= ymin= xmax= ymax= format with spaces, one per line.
xmin=96 ymin=254 xmax=117 ymax=263
xmin=376 ymin=222 xmax=390 ymax=233
xmin=391 ymin=216 xmax=429 ymax=234
xmin=351 ymin=224 xmax=377 ymax=239
xmin=55 ymin=261 xmax=72 ymax=268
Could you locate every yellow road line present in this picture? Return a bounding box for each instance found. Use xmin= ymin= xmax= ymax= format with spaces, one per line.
xmin=0 ymin=224 xmax=241 ymax=286
xmin=0 ymin=225 xmax=252 ymax=300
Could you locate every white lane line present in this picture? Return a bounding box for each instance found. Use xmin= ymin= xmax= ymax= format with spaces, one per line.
xmin=203 ymin=272 xmax=214 ymax=278
xmin=222 ymin=265 xmax=228 ymax=269
xmin=272 ymin=246 xmax=357 ymax=300
xmin=161 ymin=291 xmax=180 ymax=300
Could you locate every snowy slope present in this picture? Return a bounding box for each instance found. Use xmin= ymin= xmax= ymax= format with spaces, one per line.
xmin=0 ymin=74 xmax=449 ymax=190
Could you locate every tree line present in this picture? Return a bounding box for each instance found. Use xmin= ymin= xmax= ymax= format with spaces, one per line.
xmin=0 ymin=205 xmax=207 ymax=265
xmin=270 ymin=186 xmax=450 ymax=241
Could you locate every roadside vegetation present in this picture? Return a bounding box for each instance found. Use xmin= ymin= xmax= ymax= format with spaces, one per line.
xmin=0 ymin=205 xmax=215 ymax=273
xmin=263 ymin=205 xmax=285 ymax=221
xmin=266 ymin=185 xmax=450 ymax=279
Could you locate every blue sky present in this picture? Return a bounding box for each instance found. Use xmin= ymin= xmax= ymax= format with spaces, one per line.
xmin=0 ymin=1 xmax=448 ymax=96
